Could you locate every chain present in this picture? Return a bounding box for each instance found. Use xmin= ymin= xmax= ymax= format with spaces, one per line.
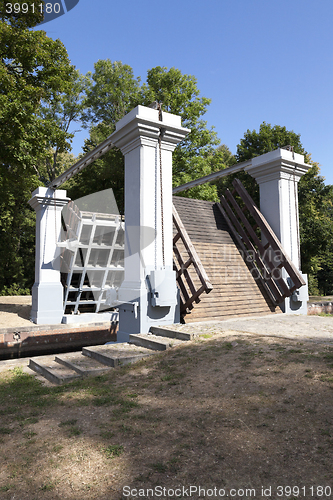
xmin=156 ymin=102 xmax=165 ymax=269
xmin=288 ymin=174 xmax=293 ymax=263
xmin=42 ymin=202 xmax=49 ymax=264
xmin=41 ymin=190 xmax=57 ymax=265
xmin=54 ymin=190 xmax=57 ymax=244
xmin=294 ymin=166 xmax=301 ymax=270
xmin=159 ymin=132 xmax=165 ymax=268
xmin=154 ymin=139 xmax=158 ymax=270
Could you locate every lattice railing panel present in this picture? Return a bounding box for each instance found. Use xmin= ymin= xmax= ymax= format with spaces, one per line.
xmin=60 ymin=201 xmax=124 ymax=315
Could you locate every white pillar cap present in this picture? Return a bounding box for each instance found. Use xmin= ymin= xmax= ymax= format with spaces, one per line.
xmin=245 ymin=148 xmax=311 ymax=184
xmin=110 ymin=105 xmax=190 ymax=154
xmin=29 ymin=187 xmax=70 ymax=211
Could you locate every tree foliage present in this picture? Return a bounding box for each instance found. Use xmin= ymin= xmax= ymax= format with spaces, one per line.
xmin=298 ymin=160 xmax=333 ymax=294
xmin=0 ymin=4 xmax=78 ymax=292
xmin=144 ymin=66 xmax=224 ymax=201
xmin=237 ymin=122 xmax=306 ymax=160
xmin=225 ymin=122 xmax=333 ymax=295
xmin=70 ymin=62 xmax=227 ymax=210
xmin=81 ymin=60 xmax=141 ymax=135
xmin=36 ymin=70 xmax=88 ymax=183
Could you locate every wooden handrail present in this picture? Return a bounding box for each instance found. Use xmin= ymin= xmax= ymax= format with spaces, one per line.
xmin=232 ymin=179 xmax=305 ymax=289
xmin=173 ymin=205 xmax=213 ymax=290
xmin=172 ymin=204 xmax=213 ymax=316
xmin=219 ymin=179 xmax=305 ymax=306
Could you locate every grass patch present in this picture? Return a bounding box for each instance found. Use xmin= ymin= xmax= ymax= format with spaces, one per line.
xmin=0 ymin=368 xmax=62 ymax=412
xmin=68 ymin=426 xmax=82 ymax=437
xmin=0 ymin=427 xmax=12 ymax=435
xmin=40 ymin=482 xmax=55 ymax=491
xmin=103 ymin=444 xmax=124 ymax=458
xmin=59 ymin=419 xmax=77 ymax=427
xmin=53 ymin=445 xmax=63 ymax=453
xmin=1 ymin=329 xmax=333 ymax=498
xmin=100 ymin=430 xmax=115 ymax=439
xmin=23 ymin=430 xmax=37 ymax=439
xmin=320 ymin=374 xmax=333 ymax=383
xmin=58 ymin=419 xmax=81 ymax=436
xmin=150 ymin=461 xmax=167 ymax=473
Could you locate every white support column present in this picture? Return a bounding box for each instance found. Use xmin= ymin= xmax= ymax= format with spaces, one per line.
xmin=245 ymin=149 xmax=311 ymax=314
xmin=110 ymin=105 xmax=189 ymax=341
xmin=29 ymin=187 xmax=70 ymax=324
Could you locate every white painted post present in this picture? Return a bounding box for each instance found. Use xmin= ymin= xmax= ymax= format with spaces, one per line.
xmin=245 ymin=149 xmax=311 ymax=314
xmin=110 ymin=105 xmax=189 ymax=341
xmin=29 ymin=187 xmax=70 ymax=324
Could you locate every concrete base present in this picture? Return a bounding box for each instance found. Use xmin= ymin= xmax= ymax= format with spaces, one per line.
xmin=30 ymin=282 xmax=64 ymax=324
xmin=280 ymin=273 xmax=309 ymax=315
xmin=117 ymin=301 xmax=180 ymax=342
xmin=62 ymin=311 xmax=119 ymax=324
xmin=116 ymin=279 xmax=180 ymax=343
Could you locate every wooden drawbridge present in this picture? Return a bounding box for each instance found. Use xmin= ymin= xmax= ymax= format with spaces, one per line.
xmin=173 ymin=196 xmax=277 ymax=322
xmin=60 ymin=179 xmax=305 ymax=324
xmin=172 ymin=179 xmax=305 ymax=323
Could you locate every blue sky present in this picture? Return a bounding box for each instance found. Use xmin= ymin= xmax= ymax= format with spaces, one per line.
xmin=42 ymin=0 xmax=333 ymax=185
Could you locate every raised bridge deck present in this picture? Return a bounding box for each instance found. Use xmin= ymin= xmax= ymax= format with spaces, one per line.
xmin=173 ymin=196 xmax=279 ymax=322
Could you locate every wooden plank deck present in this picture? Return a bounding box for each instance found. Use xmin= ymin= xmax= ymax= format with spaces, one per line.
xmin=173 ymin=196 xmax=279 ymax=322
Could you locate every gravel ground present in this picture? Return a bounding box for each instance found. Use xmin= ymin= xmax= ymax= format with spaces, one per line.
xmin=1 ymin=296 xmax=333 ymax=343
xmin=0 ymin=295 xmax=32 ymax=328
xmin=164 ymin=314 xmax=333 ymax=344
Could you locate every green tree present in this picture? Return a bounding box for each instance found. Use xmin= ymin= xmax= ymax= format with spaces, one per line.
xmin=70 ymin=61 xmax=142 ymax=212
xmin=298 ymin=160 xmax=333 ymax=294
xmin=144 ymin=66 xmax=224 ymax=200
xmin=81 ymin=60 xmax=141 ymax=135
xmin=217 ymin=123 xmax=307 ymax=204
xmin=67 ymin=127 xmax=125 ymax=213
xmin=73 ymin=61 xmax=226 ymax=208
xmin=36 ymin=70 xmax=89 ymax=184
xmin=236 ymin=122 xmax=306 ymax=160
xmin=226 ymin=122 xmax=333 ymax=295
xmin=0 ymin=2 xmax=78 ymax=293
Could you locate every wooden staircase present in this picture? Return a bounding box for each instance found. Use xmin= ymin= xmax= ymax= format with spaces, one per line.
xmin=173 ymin=196 xmax=279 ymax=322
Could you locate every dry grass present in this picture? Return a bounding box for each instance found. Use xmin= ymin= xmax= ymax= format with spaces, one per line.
xmin=0 ymin=332 xmax=333 ymax=500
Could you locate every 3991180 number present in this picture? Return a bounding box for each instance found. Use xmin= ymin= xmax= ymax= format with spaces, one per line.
xmin=5 ymin=3 xmax=61 ymax=15
xmin=276 ymin=485 xmax=332 ymax=497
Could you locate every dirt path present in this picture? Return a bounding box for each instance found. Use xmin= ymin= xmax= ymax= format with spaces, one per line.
xmin=0 ymin=325 xmax=333 ymax=500
xmin=164 ymin=314 xmax=333 ymax=344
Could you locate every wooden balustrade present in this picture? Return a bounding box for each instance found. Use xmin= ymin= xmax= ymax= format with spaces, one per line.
xmin=173 ymin=204 xmax=213 ymax=316
xmin=218 ymin=179 xmax=305 ymax=305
